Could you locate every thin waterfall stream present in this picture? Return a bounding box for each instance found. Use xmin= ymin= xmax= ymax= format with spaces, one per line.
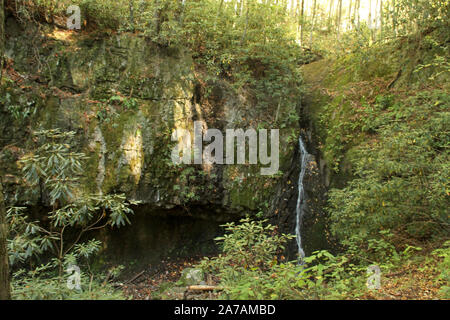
xmin=295 ymin=136 xmax=310 ymax=262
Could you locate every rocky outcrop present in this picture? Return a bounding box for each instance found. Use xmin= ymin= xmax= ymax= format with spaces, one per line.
xmin=0 ymin=18 xmax=299 ymax=225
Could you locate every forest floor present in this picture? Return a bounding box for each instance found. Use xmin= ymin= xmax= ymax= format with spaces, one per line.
xmin=121 ymin=256 xmax=212 ymax=300
xmin=119 ymin=254 xmax=444 ymax=300
xmin=361 ymin=258 xmax=443 ymax=300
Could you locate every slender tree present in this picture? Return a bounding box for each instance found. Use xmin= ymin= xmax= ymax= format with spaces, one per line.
xmin=353 ymin=0 xmax=358 ymax=26
xmin=299 ymin=0 xmax=305 ymax=46
xmin=0 ymin=183 xmax=11 ymax=300
xmin=309 ymin=0 xmax=317 ymax=47
xmin=348 ymin=0 xmax=353 ymax=30
xmin=241 ymin=0 xmax=249 ymax=45
xmin=0 ymin=0 xmax=3 ymax=80
xmin=374 ymin=0 xmax=379 ymax=41
xmin=337 ymin=0 xmax=342 ymax=38
xmin=356 ymin=0 xmax=361 ymax=31
xmin=0 ymin=0 xmax=10 ymax=301
xmin=328 ymin=0 xmax=335 ymax=30
xmin=392 ymin=0 xmax=397 ymax=37
xmin=379 ymin=0 xmax=383 ymax=41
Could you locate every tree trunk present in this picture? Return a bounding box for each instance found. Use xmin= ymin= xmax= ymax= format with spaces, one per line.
xmin=374 ymin=0 xmax=379 ymax=41
xmin=241 ymin=0 xmax=249 ymax=45
xmin=0 ymin=0 xmax=10 ymax=300
xmin=299 ymin=0 xmax=305 ymax=46
xmin=0 ymin=0 xmax=3 ymax=81
xmin=328 ymin=0 xmax=334 ymax=30
xmin=379 ymin=0 xmax=383 ymax=41
xmin=0 ymin=181 xmax=11 ymax=300
xmin=337 ymin=0 xmax=342 ymax=38
xmin=357 ymin=0 xmax=361 ymax=31
xmin=392 ymin=0 xmax=397 ymax=37
xmin=309 ymin=0 xmax=317 ymax=47
xmin=348 ymin=0 xmax=353 ymax=30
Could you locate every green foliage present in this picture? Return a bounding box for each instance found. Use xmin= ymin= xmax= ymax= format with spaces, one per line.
xmin=302 ymin=250 xmax=368 ymax=299
xmin=94 ymin=95 xmax=138 ymax=124
xmin=6 ymin=102 xmax=37 ymax=122
xmin=6 ymin=129 xmax=138 ymax=299
xmin=432 ymin=241 xmax=450 ymax=298
xmin=8 ymin=129 xmax=138 ymax=280
xmin=0 ymin=92 xmax=37 ymax=122
xmin=415 ymin=40 xmax=450 ymax=81
xmin=172 ymin=166 xmax=200 ymax=202
xmin=203 ymin=218 xmax=294 ymax=272
xmin=9 ymin=0 xmax=449 ymax=300
xmin=16 ymin=0 xmax=304 ymax=124
xmin=198 ymin=218 xmax=299 ymax=299
xmin=324 ymin=90 xmax=449 ymax=245
xmin=7 ymin=192 xmax=137 ymax=270
xmin=182 ymin=0 xmax=304 ymax=114
xmin=6 ymin=206 xmax=55 ymax=266
xmin=393 ymin=0 xmax=449 ymax=34
xmin=197 ymin=218 xmax=373 ymax=300
xmin=95 ymin=104 xmax=117 ymax=124
xmin=107 ymin=95 xmax=139 ymax=111
xmin=17 ymin=0 xmax=450 ymax=62
xmin=194 ymin=217 xmax=442 ymax=300
xmin=11 ymin=263 xmax=125 ymax=300
xmin=19 ymin=129 xmax=86 ymax=205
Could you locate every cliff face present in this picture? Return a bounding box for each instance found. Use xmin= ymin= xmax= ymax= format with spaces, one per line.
xmin=1 ymin=18 xmax=301 ymax=223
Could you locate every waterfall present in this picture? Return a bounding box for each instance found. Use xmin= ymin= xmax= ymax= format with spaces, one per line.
xmin=295 ymin=136 xmax=309 ymax=262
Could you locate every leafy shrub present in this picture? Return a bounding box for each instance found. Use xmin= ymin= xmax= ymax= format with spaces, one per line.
xmin=326 ymin=90 xmax=449 ymax=245
xmin=200 ymin=218 xmax=295 ymax=273
xmin=11 ymin=263 xmax=125 ymax=300
xmin=6 ymin=129 xmax=138 ymax=299
xmin=197 ymin=218 xmax=372 ymax=300
xmin=432 ymin=241 xmax=450 ymax=299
